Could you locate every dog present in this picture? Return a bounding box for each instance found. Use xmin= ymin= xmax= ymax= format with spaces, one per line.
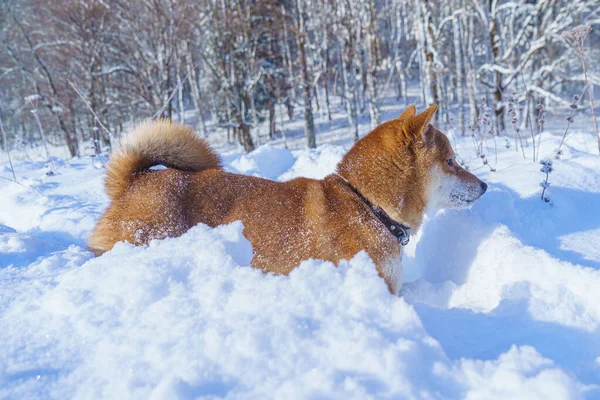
xmin=88 ymin=104 xmax=486 ymax=293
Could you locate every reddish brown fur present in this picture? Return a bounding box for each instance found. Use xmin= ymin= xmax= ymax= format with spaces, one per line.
xmin=89 ymin=106 xmax=484 ymax=293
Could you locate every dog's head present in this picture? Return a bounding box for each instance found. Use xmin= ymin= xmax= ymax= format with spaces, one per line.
xmin=337 ymin=104 xmax=486 ymax=228
xmin=402 ymin=105 xmax=488 ymax=209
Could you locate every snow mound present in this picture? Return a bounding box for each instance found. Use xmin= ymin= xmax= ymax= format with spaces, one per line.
xmin=278 ymin=145 xmax=346 ymax=181
xmin=2 ymin=127 xmax=600 ymax=398
xmin=1 ymin=222 xmax=592 ymax=399
xmin=226 ymin=144 xmax=296 ymax=180
xmin=0 ymin=226 xmax=61 ymax=268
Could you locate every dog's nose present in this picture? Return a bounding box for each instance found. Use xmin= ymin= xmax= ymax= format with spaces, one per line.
xmin=480 ymin=181 xmax=488 ymax=193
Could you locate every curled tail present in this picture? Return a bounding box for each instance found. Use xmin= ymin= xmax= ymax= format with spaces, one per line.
xmin=105 ymin=119 xmax=221 ymax=199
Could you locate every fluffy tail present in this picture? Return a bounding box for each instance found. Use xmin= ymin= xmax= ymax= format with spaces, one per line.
xmin=105 ymin=119 xmax=221 ymax=199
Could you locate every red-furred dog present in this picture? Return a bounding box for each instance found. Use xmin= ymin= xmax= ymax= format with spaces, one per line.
xmin=89 ymin=105 xmax=486 ymax=293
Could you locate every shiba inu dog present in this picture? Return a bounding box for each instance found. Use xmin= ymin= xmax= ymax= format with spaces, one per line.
xmin=89 ymin=105 xmax=486 ymax=293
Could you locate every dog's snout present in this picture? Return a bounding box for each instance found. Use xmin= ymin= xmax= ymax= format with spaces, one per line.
xmin=480 ymin=181 xmax=488 ymax=193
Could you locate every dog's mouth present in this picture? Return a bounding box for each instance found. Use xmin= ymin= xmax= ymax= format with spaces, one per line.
xmin=450 ymin=193 xmax=477 ymax=206
xmin=433 ymin=175 xmax=487 ymax=210
xmin=451 ymin=194 xmax=473 ymax=202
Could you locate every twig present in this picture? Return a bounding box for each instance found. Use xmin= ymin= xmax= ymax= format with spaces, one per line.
xmin=520 ymin=72 xmax=537 ymax=162
xmin=561 ymin=25 xmax=599 ymax=154
xmin=67 ymin=80 xmax=114 ymax=142
xmin=447 ymin=114 xmax=468 ymax=169
xmin=0 ymin=175 xmax=45 ymax=196
xmin=153 ymin=70 xmax=191 ymax=119
xmin=580 ymin=55 xmax=599 ymax=154
xmin=28 ymin=99 xmax=55 ymax=175
xmin=539 ymin=159 xmax=552 ymax=203
xmin=535 ymin=100 xmax=545 ymax=162
xmin=557 ymin=87 xmax=587 ymax=154
xmin=0 ymin=111 xmax=16 ymax=181
xmin=507 ymin=93 xmax=526 ymax=159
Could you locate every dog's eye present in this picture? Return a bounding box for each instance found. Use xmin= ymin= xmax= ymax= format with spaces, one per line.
xmin=446 ymin=159 xmax=454 ymax=167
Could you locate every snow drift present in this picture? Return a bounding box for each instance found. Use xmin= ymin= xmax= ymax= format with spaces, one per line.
xmin=1 ymin=130 xmax=600 ymax=399
xmin=1 ymin=223 xmax=591 ymax=399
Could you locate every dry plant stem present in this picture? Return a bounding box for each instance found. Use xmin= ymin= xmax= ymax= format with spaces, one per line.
xmin=558 ymin=86 xmax=587 ymax=150
xmin=446 ymin=115 xmax=467 ymax=168
xmin=67 ymin=80 xmax=114 ymax=144
xmin=278 ymin=102 xmax=288 ymax=148
xmin=509 ymin=98 xmax=526 ymax=159
xmin=580 ymin=56 xmax=600 ymax=154
xmin=153 ymin=70 xmax=191 ymax=119
xmin=520 ymin=72 xmax=537 ymax=161
xmin=525 ymin=103 xmax=537 ymax=161
xmin=560 ymin=25 xmax=596 ymax=153
xmin=539 ymin=159 xmax=553 ymax=203
xmin=515 ymin=124 xmax=526 ymax=159
xmin=535 ymin=104 xmax=545 ymax=162
xmin=492 ymin=133 xmax=498 ymax=164
xmin=0 ymin=175 xmax=45 ymax=196
xmin=541 ymin=169 xmax=549 ymax=200
xmin=0 ymin=114 xmax=16 ymax=181
xmin=30 ymin=104 xmax=55 ymax=174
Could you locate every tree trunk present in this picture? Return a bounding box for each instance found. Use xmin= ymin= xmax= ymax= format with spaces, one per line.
xmin=342 ymin=49 xmax=359 ymax=142
xmin=489 ymin=1 xmax=505 ymax=133
xmin=281 ymin=5 xmax=296 ymax=119
xmin=295 ymin=0 xmax=316 ymax=148
xmin=237 ymin=93 xmax=255 ymax=152
xmin=175 ymin=51 xmax=185 ymax=124
xmin=57 ymin=113 xmax=78 ymax=157
xmin=269 ymin=99 xmax=276 ymax=140
xmin=366 ymin=0 xmax=380 ymax=129
xmin=452 ymin=15 xmax=465 ymax=134
xmin=324 ymin=28 xmax=332 ymax=121
xmin=463 ymin=12 xmax=478 ymax=130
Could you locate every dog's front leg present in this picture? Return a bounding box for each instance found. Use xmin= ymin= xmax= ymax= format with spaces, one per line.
xmin=370 ymin=248 xmax=403 ymax=295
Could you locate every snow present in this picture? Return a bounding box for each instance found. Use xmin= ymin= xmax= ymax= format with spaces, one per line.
xmin=2 ymin=117 xmax=600 ymax=398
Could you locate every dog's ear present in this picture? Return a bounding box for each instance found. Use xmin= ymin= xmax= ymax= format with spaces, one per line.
xmin=398 ymin=104 xmax=416 ymax=121
xmin=407 ymin=104 xmax=438 ymax=137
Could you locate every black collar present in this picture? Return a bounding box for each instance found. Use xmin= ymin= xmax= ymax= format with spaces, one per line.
xmin=337 ymin=174 xmax=411 ymax=246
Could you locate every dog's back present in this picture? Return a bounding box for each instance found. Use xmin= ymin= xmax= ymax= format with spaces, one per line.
xmin=184 ymin=170 xmax=396 ymax=275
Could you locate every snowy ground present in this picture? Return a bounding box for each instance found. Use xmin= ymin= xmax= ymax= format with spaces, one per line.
xmin=2 ymin=100 xmax=600 ymax=399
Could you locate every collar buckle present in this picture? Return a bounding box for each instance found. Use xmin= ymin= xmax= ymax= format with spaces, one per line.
xmin=393 ymin=223 xmax=410 ymax=246
xmin=372 ymin=207 xmax=411 ymax=245
xmin=337 ymin=174 xmax=411 ymax=246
